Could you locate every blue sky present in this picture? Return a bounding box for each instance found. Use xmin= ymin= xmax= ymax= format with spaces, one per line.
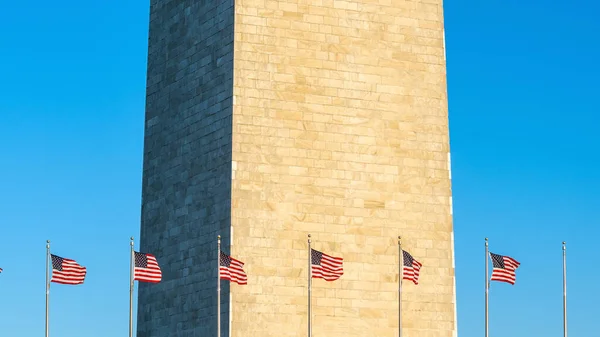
xmin=1 ymin=0 xmax=598 ymax=336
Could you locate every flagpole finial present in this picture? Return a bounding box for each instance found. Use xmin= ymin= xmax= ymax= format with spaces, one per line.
xmin=46 ymin=240 xmax=50 ymax=244
xmin=308 ymin=234 xmax=311 ymax=243
xmin=130 ymin=237 xmax=134 ymax=246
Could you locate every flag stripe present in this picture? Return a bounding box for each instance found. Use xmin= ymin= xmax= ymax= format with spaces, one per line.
xmin=50 ymin=255 xmax=86 ymax=285
xmin=402 ymin=250 xmax=423 ymax=285
xmin=490 ymin=252 xmax=520 ymax=285
xmin=220 ymin=251 xmax=247 ymax=285
xmin=134 ymin=252 xmax=162 ymax=283
xmin=311 ymin=249 xmax=343 ymax=281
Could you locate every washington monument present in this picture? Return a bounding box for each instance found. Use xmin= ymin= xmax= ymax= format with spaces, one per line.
xmin=137 ymin=1 xmax=456 ymax=336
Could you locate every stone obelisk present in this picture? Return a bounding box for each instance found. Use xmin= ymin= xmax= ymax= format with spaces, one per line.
xmin=137 ymin=1 xmax=456 ymax=336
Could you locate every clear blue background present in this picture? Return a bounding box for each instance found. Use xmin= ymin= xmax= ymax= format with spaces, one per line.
xmin=0 ymin=0 xmax=598 ymax=336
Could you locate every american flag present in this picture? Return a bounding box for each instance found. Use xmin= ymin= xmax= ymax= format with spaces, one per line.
xmin=50 ymin=254 xmax=86 ymax=285
xmin=219 ymin=251 xmax=247 ymax=285
xmin=0 ymin=267 xmax=3 ymax=273
xmin=134 ymin=252 xmax=162 ymax=283
xmin=311 ymin=248 xmax=343 ymax=281
xmin=402 ymin=250 xmax=423 ymax=285
xmin=490 ymin=252 xmax=520 ymax=285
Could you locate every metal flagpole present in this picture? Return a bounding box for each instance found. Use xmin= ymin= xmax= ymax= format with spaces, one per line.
xmin=398 ymin=236 xmax=403 ymax=337
xmin=217 ymin=235 xmax=221 ymax=337
xmin=45 ymin=240 xmax=50 ymax=337
xmin=130 ymin=237 xmax=134 ymax=337
xmin=308 ymin=234 xmax=312 ymax=337
xmin=563 ymin=241 xmax=567 ymax=337
xmin=485 ymin=238 xmax=489 ymax=337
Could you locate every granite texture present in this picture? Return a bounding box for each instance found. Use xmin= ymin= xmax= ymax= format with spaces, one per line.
xmin=229 ymin=0 xmax=456 ymax=336
xmin=137 ymin=0 xmax=234 ymax=336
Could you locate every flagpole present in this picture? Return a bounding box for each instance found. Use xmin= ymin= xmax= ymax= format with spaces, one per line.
xmin=308 ymin=234 xmax=312 ymax=337
xmin=217 ymin=235 xmax=221 ymax=337
xmin=398 ymin=236 xmax=403 ymax=337
xmin=130 ymin=237 xmax=134 ymax=337
xmin=45 ymin=240 xmax=50 ymax=337
xmin=485 ymin=238 xmax=489 ymax=337
xmin=562 ymin=241 xmax=567 ymax=337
